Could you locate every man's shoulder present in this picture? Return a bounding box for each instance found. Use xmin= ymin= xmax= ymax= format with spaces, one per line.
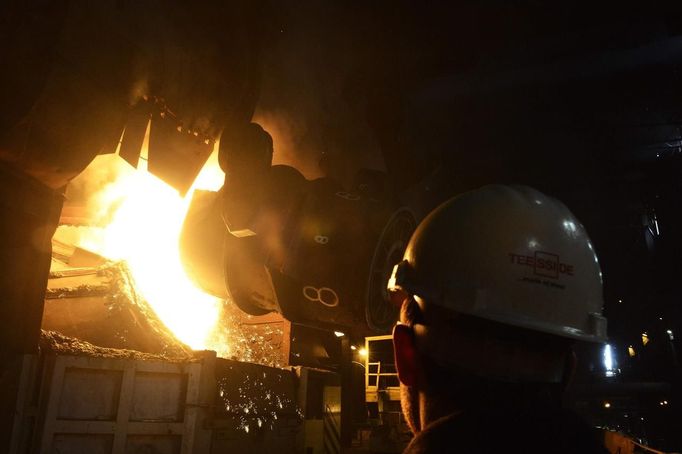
xmin=404 ymin=407 xmax=609 ymax=454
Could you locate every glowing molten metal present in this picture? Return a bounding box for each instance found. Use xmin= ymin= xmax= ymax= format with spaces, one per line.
xmin=73 ymin=150 xmax=225 ymax=352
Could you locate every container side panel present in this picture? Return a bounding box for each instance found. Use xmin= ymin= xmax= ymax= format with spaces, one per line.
xmin=51 ymin=433 xmax=114 ymax=454
xmin=130 ymin=372 xmax=187 ymax=422
xmin=125 ymin=435 xmax=181 ymax=454
xmin=57 ymin=368 xmax=122 ymax=421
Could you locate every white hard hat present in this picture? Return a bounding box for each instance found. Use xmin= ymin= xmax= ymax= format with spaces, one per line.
xmin=388 ymin=185 xmax=607 ymax=342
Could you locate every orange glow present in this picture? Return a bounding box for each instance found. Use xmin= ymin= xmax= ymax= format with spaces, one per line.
xmin=66 ymin=145 xmax=226 ymax=352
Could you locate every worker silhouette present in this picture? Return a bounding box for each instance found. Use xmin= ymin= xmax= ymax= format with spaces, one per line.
xmin=389 ymin=185 xmax=609 ymax=453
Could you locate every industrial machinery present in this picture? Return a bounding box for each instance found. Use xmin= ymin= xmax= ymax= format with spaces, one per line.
xmin=5 ymin=1 xmax=682 ymax=451
xmin=180 ymin=169 xmax=416 ymax=335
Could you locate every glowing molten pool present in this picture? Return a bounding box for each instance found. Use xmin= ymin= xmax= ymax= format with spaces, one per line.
xmin=72 ymin=148 xmax=225 ymax=352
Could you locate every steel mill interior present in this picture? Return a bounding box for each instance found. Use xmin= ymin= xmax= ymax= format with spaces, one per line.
xmin=1 ymin=2 xmax=682 ymax=453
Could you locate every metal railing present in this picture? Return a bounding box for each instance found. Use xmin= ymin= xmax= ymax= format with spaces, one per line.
xmin=366 ymin=361 xmax=399 ymax=390
xmin=323 ymin=404 xmax=340 ymax=454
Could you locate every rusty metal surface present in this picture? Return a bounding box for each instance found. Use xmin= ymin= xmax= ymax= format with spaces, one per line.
xmin=43 ymin=261 xmax=192 ymax=358
xmin=39 ymin=330 xmax=193 ymax=362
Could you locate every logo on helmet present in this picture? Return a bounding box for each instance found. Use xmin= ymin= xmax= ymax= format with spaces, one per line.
xmin=509 ymin=251 xmax=574 ymax=279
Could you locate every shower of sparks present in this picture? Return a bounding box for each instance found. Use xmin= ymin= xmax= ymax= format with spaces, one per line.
xmin=217 ymin=369 xmax=304 ymax=434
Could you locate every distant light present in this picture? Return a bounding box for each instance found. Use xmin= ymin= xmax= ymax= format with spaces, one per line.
xmin=659 ymin=317 xmax=664 ymax=321
xmin=628 ymin=346 xmax=636 ymax=357
xmin=618 ymin=299 xmax=623 ymax=303
xmin=334 ymin=331 xmax=345 ymax=337
xmin=664 ymin=400 xmax=668 ymax=405
xmin=604 ymin=402 xmax=611 ymax=409
xmin=359 ymin=348 xmax=368 ymax=357
xmin=667 ymin=330 xmax=674 ymax=341
xmin=350 ymin=345 xmax=357 ymax=350
xmin=660 ymin=401 xmax=668 ymax=406
xmin=642 ymin=333 xmax=649 ymax=346
xmin=603 ymin=344 xmax=617 ymax=377
xmin=604 ymin=344 xmax=613 ymax=370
